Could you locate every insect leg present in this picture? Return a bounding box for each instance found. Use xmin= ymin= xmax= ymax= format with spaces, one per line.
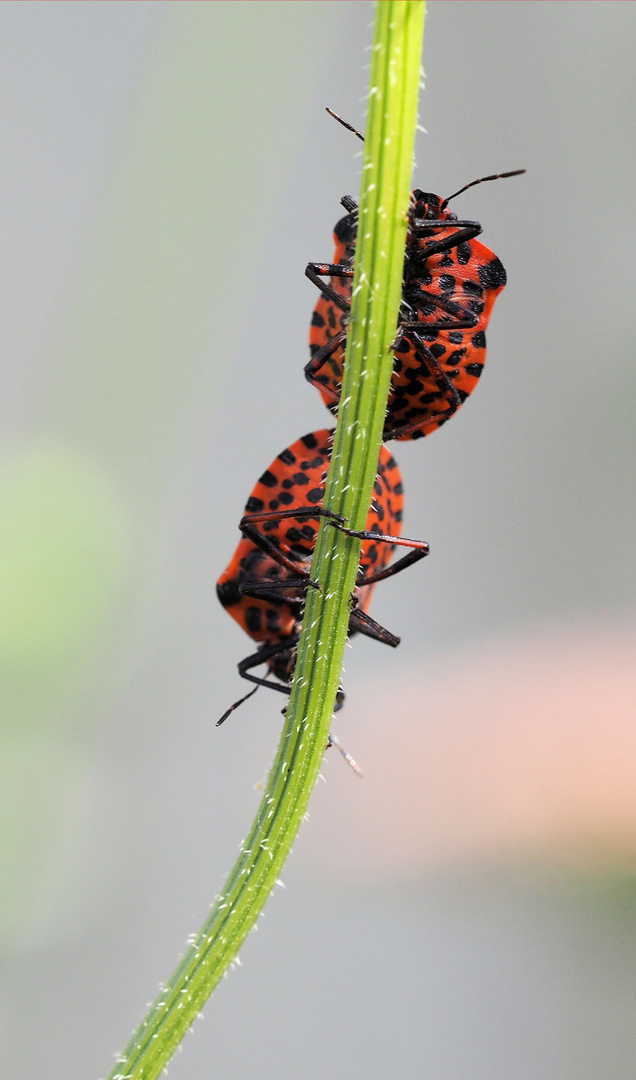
xmin=385 ymin=330 xmax=463 ymax=440
xmin=329 ymin=521 xmax=428 ymax=553
xmin=349 ymin=606 xmax=400 ymax=648
xmin=355 ymin=545 xmax=428 ymax=587
xmin=305 ymin=327 xmax=348 ymax=405
xmin=239 ymin=507 xmax=345 ymax=583
xmin=305 ymin=262 xmax=354 ymax=312
xmin=408 ymin=219 xmax=482 ymax=253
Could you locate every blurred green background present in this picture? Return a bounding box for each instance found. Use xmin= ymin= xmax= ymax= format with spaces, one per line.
xmin=1 ymin=2 xmax=635 ymax=1078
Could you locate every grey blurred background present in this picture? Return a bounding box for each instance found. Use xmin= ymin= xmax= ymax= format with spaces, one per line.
xmin=0 ymin=2 xmax=635 ymax=1078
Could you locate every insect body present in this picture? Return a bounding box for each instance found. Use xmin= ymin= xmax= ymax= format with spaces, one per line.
xmin=216 ymin=429 xmax=428 ymax=721
xmin=306 ymin=187 xmax=510 ymax=441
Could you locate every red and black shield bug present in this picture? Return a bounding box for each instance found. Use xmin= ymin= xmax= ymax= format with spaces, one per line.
xmin=216 ymin=429 xmax=428 ymax=723
xmin=306 ymin=166 xmax=523 ymax=441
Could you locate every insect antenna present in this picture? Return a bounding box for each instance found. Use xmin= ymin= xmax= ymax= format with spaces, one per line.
xmin=326 ymin=107 xmax=365 ymax=142
xmin=442 ymin=169 xmax=525 ymax=210
xmin=216 ymin=685 xmax=258 ymax=727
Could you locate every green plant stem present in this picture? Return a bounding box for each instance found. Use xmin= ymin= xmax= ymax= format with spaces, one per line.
xmin=107 ymin=4 xmax=425 ymax=1077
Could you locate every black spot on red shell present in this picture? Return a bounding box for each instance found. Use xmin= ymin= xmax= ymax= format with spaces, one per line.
xmin=216 ymin=580 xmax=241 ymax=607
xmin=245 ymin=607 xmax=262 ymax=633
xmin=394 ymin=337 xmax=411 ymax=355
xmin=479 ymin=257 xmax=506 ymax=290
xmin=259 ymin=470 xmax=277 ymax=488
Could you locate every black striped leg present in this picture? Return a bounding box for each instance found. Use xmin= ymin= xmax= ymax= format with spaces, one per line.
xmin=304 ymin=328 xmax=348 ymax=405
xmin=408 ymin=219 xmax=482 ymax=255
xmin=328 ymin=520 xmax=428 ymax=557
xmin=239 ymin=506 xmax=345 ymax=585
xmin=305 ymin=260 xmax=353 ymax=402
xmin=239 ymin=563 xmax=407 ymax=651
xmin=333 ymin=527 xmax=429 ymax=646
xmin=356 ymin=545 xmax=428 ymax=587
xmin=305 ymin=262 xmax=354 ymax=311
xmin=385 ymin=329 xmax=464 ymax=440
xmin=240 ymin=504 xmax=345 ymax=530
xmin=396 ymin=287 xmax=479 ymax=334
xmin=349 ymin=605 xmax=400 ymax=648
xmin=238 ymin=582 xmax=306 ymax=603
